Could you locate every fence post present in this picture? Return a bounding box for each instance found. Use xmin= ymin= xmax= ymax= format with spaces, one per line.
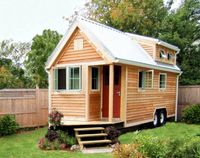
xmin=35 ymin=85 xmax=40 ymax=127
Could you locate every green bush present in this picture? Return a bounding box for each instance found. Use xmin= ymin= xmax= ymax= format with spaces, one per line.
xmin=0 ymin=115 xmax=18 ymax=136
xmin=57 ymin=130 xmax=76 ymax=146
xmin=182 ymin=104 xmax=200 ymax=124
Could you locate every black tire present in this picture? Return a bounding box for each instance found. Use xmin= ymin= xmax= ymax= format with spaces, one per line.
xmin=153 ymin=111 xmax=159 ymax=127
xmin=159 ymin=110 xmax=166 ymax=126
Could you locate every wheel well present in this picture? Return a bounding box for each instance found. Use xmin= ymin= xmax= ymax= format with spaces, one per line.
xmin=154 ymin=108 xmax=167 ymax=117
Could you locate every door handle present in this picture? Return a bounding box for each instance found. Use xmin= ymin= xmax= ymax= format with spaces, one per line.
xmin=117 ymin=91 xmax=121 ymax=96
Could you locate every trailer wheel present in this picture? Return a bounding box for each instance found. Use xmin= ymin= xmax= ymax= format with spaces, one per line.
xmin=159 ymin=110 xmax=166 ymax=126
xmin=153 ymin=111 xmax=159 ymax=127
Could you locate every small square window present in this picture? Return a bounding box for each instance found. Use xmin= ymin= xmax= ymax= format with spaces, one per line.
xmin=74 ymin=39 xmax=83 ymax=50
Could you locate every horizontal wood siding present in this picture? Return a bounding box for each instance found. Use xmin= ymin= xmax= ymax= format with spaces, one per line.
xmin=55 ymin=28 xmax=103 ymax=65
xmin=126 ymin=66 xmax=177 ymax=124
xmin=139 ymin=42 xmax=154 ymax=58
xmin=156 ymin=45 xmax=176 ymax=65
xmin=88 ymin=93 xmax=101 ymax=121
xmin=51 ymin=93 xmax=85 ymax=118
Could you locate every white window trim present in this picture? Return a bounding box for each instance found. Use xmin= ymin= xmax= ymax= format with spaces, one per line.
xmin=53 ymin=66 xmax=82 ymax=92
xmin=91 ymin=66 xmax=100 ymax=91
xmin=159 ymin=73 xmax=167 ymax=90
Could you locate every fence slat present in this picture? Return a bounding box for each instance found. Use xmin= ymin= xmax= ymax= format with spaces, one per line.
xmin=178 ymin=85 xmax=200 ymax=120
xmin=0 ymin=88 xmax=48 ymax=127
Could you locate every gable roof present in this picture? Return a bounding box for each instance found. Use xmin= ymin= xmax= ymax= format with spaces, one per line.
xmin=46 ymin=16 xmax=181 ymax=73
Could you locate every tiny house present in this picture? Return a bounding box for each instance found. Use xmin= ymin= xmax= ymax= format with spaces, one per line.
xmin=45 ymin=17 xmax=181 ymax=128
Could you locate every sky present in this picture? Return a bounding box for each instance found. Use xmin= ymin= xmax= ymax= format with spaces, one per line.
xmin=0 ymin=0 xmax=181 ymax=42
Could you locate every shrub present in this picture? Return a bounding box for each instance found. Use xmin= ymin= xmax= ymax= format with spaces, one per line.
xmin=182 ymin=104 xmax=200 ymax=124
xmin=113 ymin=144 xmax=143 ymax=158
xmin=49 ymin=110 xmax=64 ymax=128
xmin=57 ymin=130 xmax=76 ymax=146
xmin=45 ymin=129 xmax=58 ymax=142
xmin=105 ymin=126 xmax=120 ymax=143
xmin=0 ymin=115 xmax=18 ymax=136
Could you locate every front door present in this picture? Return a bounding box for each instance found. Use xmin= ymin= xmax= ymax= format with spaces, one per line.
xmin=102 ymin=65 xmax=121 ymax=118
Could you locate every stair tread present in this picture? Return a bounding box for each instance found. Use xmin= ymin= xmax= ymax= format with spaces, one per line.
xmin=80 ymin=139 xmax=112 ymax=145
xmin=77 ymin=133 xmax=107 ymax=138
xmin=74 ymin=127 xmax=104 ymax=131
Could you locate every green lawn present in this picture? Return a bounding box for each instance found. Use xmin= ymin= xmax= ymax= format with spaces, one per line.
xmin=1 ymin=123 xmax=200 ymax=158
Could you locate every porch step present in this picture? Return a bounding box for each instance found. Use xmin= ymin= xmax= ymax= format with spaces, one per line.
xmin=77 ymin=133 xmax=107 ymax=138
xmin=74 ymin=127 xmax=104 ymax=131
xmin=81 ymin=139 xmax=111 ymax=145
xmin=74 ymin=126 xmax=111 ymax=151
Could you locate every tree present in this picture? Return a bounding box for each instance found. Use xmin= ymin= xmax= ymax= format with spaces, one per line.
xmin=85 ymin=0 xmax=170 ymax=37
xmin=85 ymin=0 xmax=200 ymax=85
xmin=25 ymin=29 xmax=62 ymax=88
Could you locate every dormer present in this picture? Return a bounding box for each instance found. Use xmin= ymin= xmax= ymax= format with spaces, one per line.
xmin=126 ymin=33 xmax=180 ymax=65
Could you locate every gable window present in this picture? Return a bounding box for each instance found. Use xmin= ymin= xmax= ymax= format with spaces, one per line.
xmin=69 ymin=67 xmax=81 ymax=90
xmin=167 ymin=53 xmax=174 ymax=61
xmin=139 ymin=70 xmax=153 ymax=89
xmin=74 ymin=39 xmax=83 ymax=50
xmin=91 ymin=67 xmax=99 ymax=90
xmin=54 ymin=68 xmax=66 ymax=90
xmin=159 ymin=73 xmax=167 ymax=89
xmin=160 ymin=50 xmax=167 ymax=59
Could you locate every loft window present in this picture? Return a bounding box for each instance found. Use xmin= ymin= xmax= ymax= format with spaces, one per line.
xmin=139 ymin=70 xmax=153 ymax=89
xmin=54 ymin=68 xmax=66 ymax=90
xmin=74 ymin=39 xmax=83 ymax=50
xmin=167 ymin=53 xmax=173 ymax=61
xmin=159 ymin=73 xmax=167 ymax=89
xmin=160 ymin=50 xmax=167 ymax=59
xmin=91 ymin=67 xmax=99 ymax=90
xmin=68 ymin=67 xmax=81 ymax=90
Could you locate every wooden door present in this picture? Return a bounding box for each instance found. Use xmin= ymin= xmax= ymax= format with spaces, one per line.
xmin=102 ymin=65 xmax=121 ymax=118
xmin=113 ymin=66 xmax=121 ymax=118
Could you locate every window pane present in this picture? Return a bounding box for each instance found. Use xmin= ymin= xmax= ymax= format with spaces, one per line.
xmin=139 ymin=71 xmax=145 ymax=89
xmin=74 ymin=79 xmax=79 ymax=89
xmin=58 ymin=68 xmax=66 ymax=90
xmin=92 ymin=67 xmax=99 ymax=90
xmin=68 ymin=67 xmax=81 ymax=90
xmin=160 ymin=74 xmax=166 ymax=89
xmin=74 ymin=67 xmax=79 ymax=78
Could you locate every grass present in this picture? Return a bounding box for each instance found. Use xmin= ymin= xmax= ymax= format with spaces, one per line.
xmin=0 ymin=127 xmax=112 ymax=158
xmin=119 ymin=122 xmax=200 ymax=144
xmin=1 ymin=122 xmax=200 ymax=158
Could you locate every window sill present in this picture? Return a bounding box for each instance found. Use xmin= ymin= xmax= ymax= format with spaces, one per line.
xmin=53 ymin=90 xmax=83 ymax=94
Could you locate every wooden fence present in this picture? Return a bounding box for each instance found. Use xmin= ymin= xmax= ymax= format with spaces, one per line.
xmin=0 ymin=88 xmax=48 ymax=127
xmin=178 ymin=85 xmax=200 ymax=120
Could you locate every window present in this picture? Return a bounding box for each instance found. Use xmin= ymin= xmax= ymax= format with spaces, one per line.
xmin=159 ymin=73 xmax=167 ymax=89
xmin=74 ymin=39 xmax=83 ymax=50
xmin=91 ymin=67 xmax=99 ymax=90
xmin=167 ymin=53 xmax=173 ymax=61
xmin=68 ymin=67 xmax=81 ymax=90
xmin=54 ymin=68 xmax=66 ymax=90
xmin=139 ymin=70 xmax=153 ymax=89
xmin=160 ymin=50 xmax=167 ymax=59
xmin=54 ymin=66 xmax=82 ymax=91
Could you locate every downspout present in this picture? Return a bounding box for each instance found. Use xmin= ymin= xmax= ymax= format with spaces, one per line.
xmin=175 ymin=73 xmax=182 ymax=122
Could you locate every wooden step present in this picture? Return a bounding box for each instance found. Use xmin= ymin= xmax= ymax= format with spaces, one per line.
xmin=77 ymin=133 xmax=107 ymax=138
xmin=81 ymin=139 xmax=112 ymax=145
xmin=74 ymin=127 xmax=104 ymax=131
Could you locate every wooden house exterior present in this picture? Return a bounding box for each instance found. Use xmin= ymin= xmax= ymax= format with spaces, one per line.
xmin=45 ymin=17 xmax=181 ymax=128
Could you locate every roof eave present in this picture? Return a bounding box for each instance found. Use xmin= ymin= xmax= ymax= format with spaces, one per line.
xmin=116 ymin=58 xmax=182 ymax=74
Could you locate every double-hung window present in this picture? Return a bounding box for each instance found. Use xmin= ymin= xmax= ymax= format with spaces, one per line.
xmin=54 ymin=66 xmax=82 ymax=91
xmin=139 ymin=70 xmax=153 ymax=89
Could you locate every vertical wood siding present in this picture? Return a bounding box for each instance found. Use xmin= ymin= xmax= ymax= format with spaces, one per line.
xmin=0 ymin=88 xmax=48 ymax=127
xmin=55 ymin=28 xmax=103 ymax=65
xmin=126 ymin=66 xmax=177 ymax=124
xmin=88 ymin=93 xmax=101 ymax=121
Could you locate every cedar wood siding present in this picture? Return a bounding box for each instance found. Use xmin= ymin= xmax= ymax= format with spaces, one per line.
xmin=126 ymin=65 xmax=177 ymax=124
xmin=138 ymin=42 xmax=154 ymax=58
xmin=51 ymin=27 xmax=103 ymax=120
